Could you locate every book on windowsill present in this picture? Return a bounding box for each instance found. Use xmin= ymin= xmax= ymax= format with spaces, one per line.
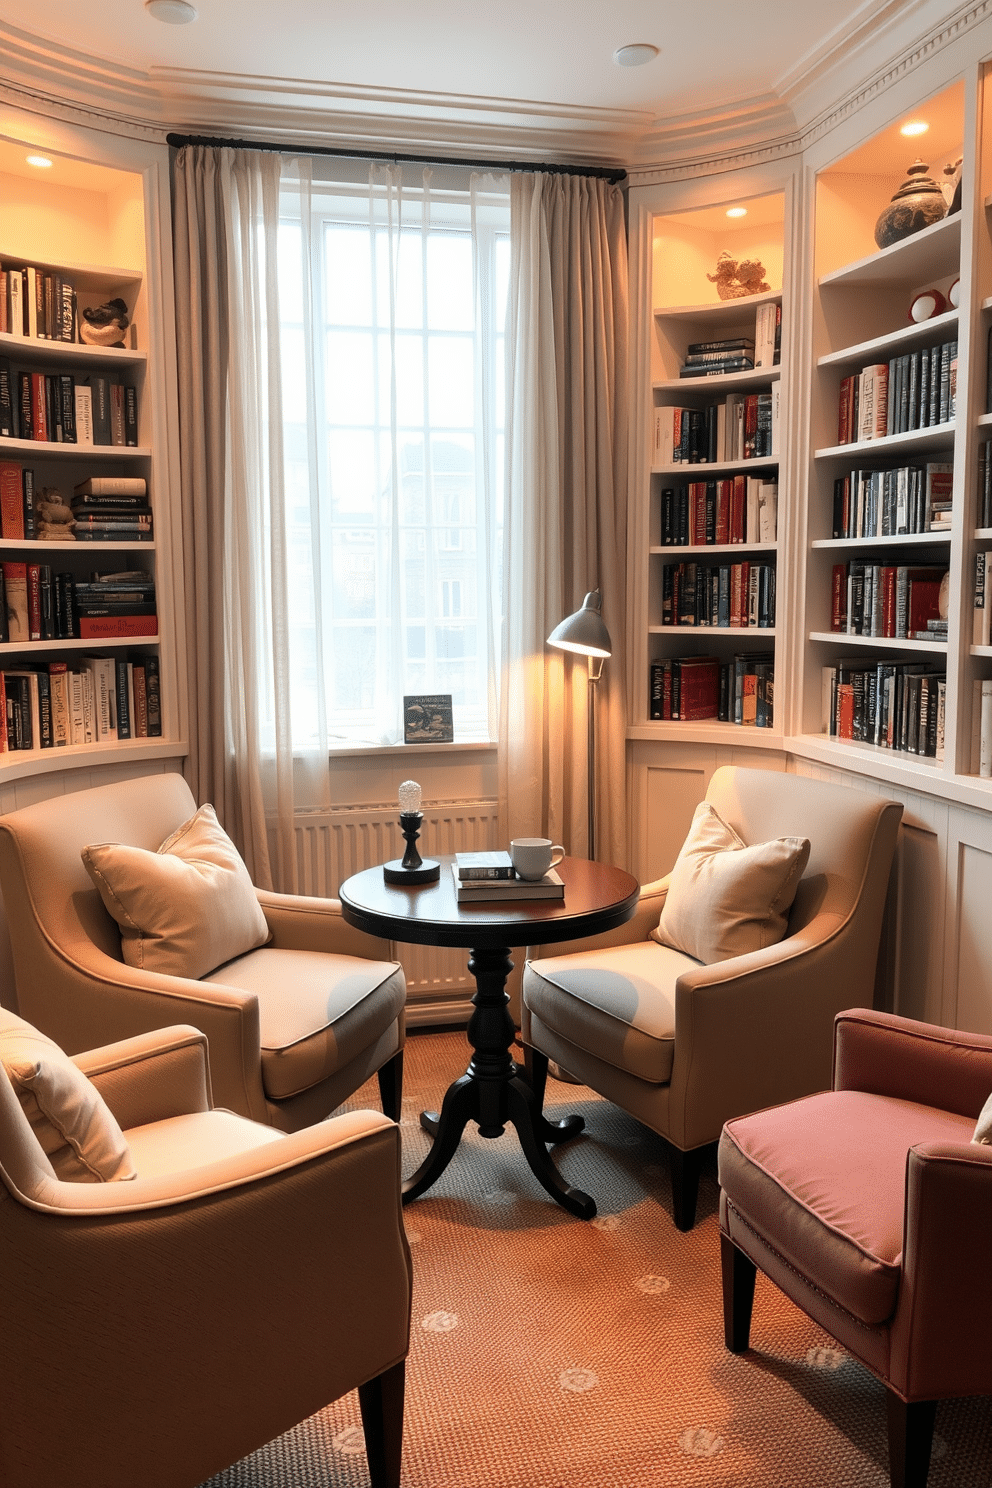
xmin=454 ymin=850 xmax=516 ymax=881
xmin=452 ymin=863 xmax=564 ymax=903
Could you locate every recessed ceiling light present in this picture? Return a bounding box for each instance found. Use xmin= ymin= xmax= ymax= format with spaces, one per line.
xmin=900 ymin=120 xmax=929 ymax=137
xmin=726 ymin=207 xmax=748 ymax=218
xmin=613 ymin=43 xmax=659 ymax=67
xmin=145 ymin=0 xmax=198 ymax=22
xmin=26 ymin=155 xmax=53 ymax=169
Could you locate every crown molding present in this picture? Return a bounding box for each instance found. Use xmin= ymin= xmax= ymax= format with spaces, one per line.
xmin=2 ymin=2 xmax=989 ymax=180
xmin=626 ymin=0 xmax=990 ymax=185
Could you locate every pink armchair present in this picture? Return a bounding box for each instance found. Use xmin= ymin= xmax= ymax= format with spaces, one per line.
xmin=719 ymin=1007 xmax=992 ymax=1488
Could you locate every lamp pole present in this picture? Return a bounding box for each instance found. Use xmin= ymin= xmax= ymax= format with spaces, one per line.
xmin=547 ymin=589 xmax=612 ymax=866
xmin=586 ymin=653 xmax=605 ymax=862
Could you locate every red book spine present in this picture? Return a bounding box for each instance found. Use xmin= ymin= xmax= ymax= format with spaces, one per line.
xmin=715 ymin=480 xmax=731 ymax=545
xmin=76 ymin=616 xmax=159 ymax=639
xmin=30 ymin=372 xmax=48 ymax=442
xmin=26 ymin=564 xmax=41 ymax=641
xmin=730 ymin=475 xmax=746 ymax=543
xmin=838 ymin=376 xmax=854 ymax=445
xmin=882 ymin=567 xmax=897 ymax=637
xmin=837 ymin=682 xmax=855 ymax=738
xmin=0 ymin=462 xmax=24 ymax=540
xmin=744 ymin=395 xmax=758 ymax=458
xmin=678 ymin=660 xmax=720 ymax=719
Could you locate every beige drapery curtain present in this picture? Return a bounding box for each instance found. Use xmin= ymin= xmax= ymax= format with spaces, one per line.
xmin=500 ymin=173 xmax=629 ymax=868
xmin=172 ymin=145 xmax=300 ymax=889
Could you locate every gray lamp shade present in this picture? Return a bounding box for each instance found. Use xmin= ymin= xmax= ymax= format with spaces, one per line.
xmin=547 ymin=590 xmax=612 ymax=658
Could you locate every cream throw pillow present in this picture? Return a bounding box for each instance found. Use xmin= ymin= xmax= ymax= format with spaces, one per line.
xmin=652 ymin=800 xmax=810 ymax=965
xmin=82 ymin=803 xmax=270 ymax=980
xmin=0 ymin=1010 xmax=135 ymax=1182
xmin=972 ymin=1093 xmax=992 ymax=1145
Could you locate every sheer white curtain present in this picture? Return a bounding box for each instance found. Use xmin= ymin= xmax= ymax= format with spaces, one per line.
xmin=500 ymin=172 xmax=629 ymax=868
xmin=173 ymin=147 xmax=508 ymax=889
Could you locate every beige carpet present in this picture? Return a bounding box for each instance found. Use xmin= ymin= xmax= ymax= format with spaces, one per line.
xmin=204 ymin=1030 xmax=992 ymax=1488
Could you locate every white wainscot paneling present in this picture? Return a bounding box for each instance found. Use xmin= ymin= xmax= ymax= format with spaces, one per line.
xmin=948 ymin=808 xmax=992 ymax=1035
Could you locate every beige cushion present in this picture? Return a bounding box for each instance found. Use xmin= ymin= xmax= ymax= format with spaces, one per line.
xmin=0 ymin=1009 xmax=135 ymax=1182
xmin=205 ymin=947 xmax=408 ymax=1100
xmin=81 ymin=804 xmax=270 ymax=980
xmin=973 ymin=1091 xmax=992 ymax=1144
xmin=523 ymin=940 xmax=698 ymax=1083
xmin=652 ymin=800 xmax=810 ymax=965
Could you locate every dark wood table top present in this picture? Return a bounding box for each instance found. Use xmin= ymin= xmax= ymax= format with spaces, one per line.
xmin=339 ymin=855 xmax=640 ymax=950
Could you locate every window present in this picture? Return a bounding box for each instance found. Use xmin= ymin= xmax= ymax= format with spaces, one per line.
xmin=276 ymin=169 xmax=509 ymax=746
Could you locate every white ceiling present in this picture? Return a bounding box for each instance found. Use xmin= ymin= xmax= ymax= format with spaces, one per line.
xmin=0 ymin=0 xmax=962 ymax=169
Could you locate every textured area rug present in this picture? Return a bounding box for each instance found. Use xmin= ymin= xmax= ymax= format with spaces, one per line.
xmin=203 ymin=1030 xmax=992 ymax=1488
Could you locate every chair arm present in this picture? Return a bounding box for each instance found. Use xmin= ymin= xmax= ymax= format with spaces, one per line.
xmin=20 ymin=942 xmax=270 ymax=1124
xmin=892 ymin=1140 xmax=992 ymax=1400
xmin=667 ymin=909 xmax=852 ymax=1149
xmin=22 ymin=1107 xmax=399 ymax=1215
xmin=72 ymin=1025 xmax=212 ymax=1129
xmin=528 ymin=875 xmax=670 ymax=961
xmin=255 ymin=888 xmax=395 ymax=960
xmin=832 ymin=1008 xmax=992 ymax=1119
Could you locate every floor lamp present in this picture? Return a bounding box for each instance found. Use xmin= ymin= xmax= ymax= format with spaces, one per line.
xmin=547 ymin=589 xmax=613 ymax=862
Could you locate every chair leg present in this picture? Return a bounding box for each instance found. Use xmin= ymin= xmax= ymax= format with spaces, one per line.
xmin=668 ymin=1142 xmax=707 ymax=1231
xmin=522 ymin=1044 xmax=549 ymax=1110
xmin=358 ymin=1359 xmax=405 ymax=1488
xmin=377 ymin=1051 xmax=404 ymax=1122
xmin=720 ymin=1231 xmax=757 ymax=1352
xmin=885 ymin=1391 xmax=936 ymax=1488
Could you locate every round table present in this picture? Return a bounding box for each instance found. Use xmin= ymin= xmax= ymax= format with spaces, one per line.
xmin=339 ymin=855 xmax=639 ymax=1218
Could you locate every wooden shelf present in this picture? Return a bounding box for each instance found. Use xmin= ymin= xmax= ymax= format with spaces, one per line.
xmin=815 ymin=424 xmax=955 ymax=459
xmin=817 ymin=309 xmax=958 ymax=368
xmin=818 ymin=213 xmax=961 ymax=290
xmin=808 ymin=630 xmax=947 ymax=653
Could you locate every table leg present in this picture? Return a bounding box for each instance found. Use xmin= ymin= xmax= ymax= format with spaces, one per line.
xmin=402 ymin=943 xmax=594 ymax=1217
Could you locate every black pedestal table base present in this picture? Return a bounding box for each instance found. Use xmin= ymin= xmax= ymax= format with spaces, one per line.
xmin=401 ymin=944 xmax=595 ymax=1219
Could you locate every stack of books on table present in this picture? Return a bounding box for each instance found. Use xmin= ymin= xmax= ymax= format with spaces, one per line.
xmin=452 ymin=851 xmax=565 ymax=903
xmin=72 ymin=570 xmax=158 ymax=639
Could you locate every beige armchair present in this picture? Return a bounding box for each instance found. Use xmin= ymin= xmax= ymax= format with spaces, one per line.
xmin=0 ymin=1010 xmax=411 ymax=1488
xmin=522 ymin=765 xmax=903 ymax=1230
xmin=0 ymin=774 xmax=406 ymax=1131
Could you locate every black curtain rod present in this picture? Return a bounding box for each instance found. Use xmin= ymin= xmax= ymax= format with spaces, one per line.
xmin=165 ymin=132 xmax=626 ymax=185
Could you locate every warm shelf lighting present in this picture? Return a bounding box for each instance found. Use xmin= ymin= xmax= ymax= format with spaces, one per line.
xmin=726 ymin=207 xmax=748 ymax=218
xmin=26 ymin=155 xmax=53 ymax=169
xmin=900 ymin=120 xmax=929 ymax=137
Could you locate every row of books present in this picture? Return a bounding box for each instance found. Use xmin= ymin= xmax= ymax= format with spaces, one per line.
xmin=661 ymin=560 xmax=776 ymax=629
xmin=661 ymin=476 xmax=777 ymax=547
xmin=831 ymin=462 xmax=953 ymax=539
xmin=650 ymin=653 xmax=775 ymax=727
xmin=0 ymin=466 xmax=152 ymax=543
xmin=652 ymin=390 xmax=778 ymax=466
xmin=823 ymin=660 xmax=944 ymax=757
xmin=0 ymin=564 xmax=157 ymax=644
xmin=836 ymin=341 xmax=957 ymax=445
xmin=0 ymin=654 xmax=161 ymax=752
xmin=830 ymin=562 xmax=947 ymax=640
xmin=0 ymin=362 xmax=138 ymax=446
xmin=0 ymin=264 xmax=77 ymax=342
xmin=976 ymin=440 xmax=992 ymax=529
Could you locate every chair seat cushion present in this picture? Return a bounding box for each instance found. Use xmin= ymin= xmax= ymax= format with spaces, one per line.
xmin=205 ymin=947 xmax=406 ymax=1100
xmin=720 ymin=1090 xmax=975 ymax=1326
xmin=523 ymin=940 xmax=699 ymax=1084
xmin=125 ymin=1109 xmax=285 ymax=1179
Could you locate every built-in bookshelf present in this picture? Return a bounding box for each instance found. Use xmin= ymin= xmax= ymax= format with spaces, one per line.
xmin=0 ymin=139 xmax=181 ymax=778
xmin=798 ymin=81 xmax=967 ymax=781
xmin=639 ymin=191 xmax=787 ymax=743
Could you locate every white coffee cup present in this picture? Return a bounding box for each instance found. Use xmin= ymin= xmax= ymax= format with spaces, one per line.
xmin=510 ymin=838 xmax=565 ymax=881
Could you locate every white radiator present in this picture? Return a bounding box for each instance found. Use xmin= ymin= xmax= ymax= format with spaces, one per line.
xmin=275 ymin=800 xmax=501 ymax=1024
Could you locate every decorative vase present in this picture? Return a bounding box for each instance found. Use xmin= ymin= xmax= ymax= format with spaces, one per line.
xmin=874 ymin=160 xmax=947 ymax=249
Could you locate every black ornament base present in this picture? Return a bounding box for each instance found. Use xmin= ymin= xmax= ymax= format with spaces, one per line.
xmin=383 ymin=859 xmax=441 ymax=885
